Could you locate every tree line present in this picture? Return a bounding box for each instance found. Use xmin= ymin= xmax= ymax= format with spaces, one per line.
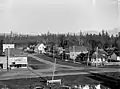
xmin=2 ymin=30 xmax=120 ymax=51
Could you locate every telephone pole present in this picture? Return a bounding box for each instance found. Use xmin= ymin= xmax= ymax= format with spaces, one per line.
xmin=7 ymin=46 xmax=10 ymax=70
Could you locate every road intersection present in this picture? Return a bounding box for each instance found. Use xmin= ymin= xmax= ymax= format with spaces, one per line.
xmin=0 ymin=53 xmax=120 ymax=80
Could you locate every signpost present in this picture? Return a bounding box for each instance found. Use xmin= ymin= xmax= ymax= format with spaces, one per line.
xmin=47 ymin=57 xmax=61 ymax=85
xmin=52 ymin=58 xmax=56 ymax=81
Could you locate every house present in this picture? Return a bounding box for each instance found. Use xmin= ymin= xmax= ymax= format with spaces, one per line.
xmin=91 ymin=48 xmax=108 ymax=66
xmin=34 ymin=43 xmax=46 ymax=53
xmin=117 ymin=56 xmax=120 ymax=61
xmin=108 ymin=53 xmax=117 ymax=60
xmin=69 ymin=46 xmax=88 ymax=61
xmin=57 ymin=47 xmax=64 ymax=54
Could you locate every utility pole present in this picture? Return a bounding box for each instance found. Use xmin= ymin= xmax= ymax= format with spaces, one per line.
xmin=7 ymin=46 xmax=10 ymax=70
xmin=95 ymin=47 xmax=98 ymax=67
xmin=87 ymin=52 xmax=89 ymax=66
xmin=52 ymin=58 xmax=56 ymax=81
xmin=73 ymin=46 xmax=75 ymax=63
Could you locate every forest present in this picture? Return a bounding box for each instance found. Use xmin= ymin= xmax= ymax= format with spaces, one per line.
xmin=1 ymin=30 xmax=120 ymax=51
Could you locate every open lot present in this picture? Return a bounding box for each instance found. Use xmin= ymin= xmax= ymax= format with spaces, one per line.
xmin=102 ymin=72 xmax=120 ymax=79
xmin=35 ymin=54 xmax=89 ymax=68
xmin=28 ymin=56 xmax=52 ymax=70
xmin=0 ymin=74 xmax=100 ymax=89
xmin=0 ymin=73 xmax=114 ymax=89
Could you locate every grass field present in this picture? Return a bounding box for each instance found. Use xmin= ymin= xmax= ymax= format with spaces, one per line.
xmin=0 ymin=74 xmax=101 ymax=89
xmin=41 ymin=69 xmax=95 ymax=75
xmin=102 ymin=72 xmax=120 ymax=79
xmin=28 ymin=57 xmax=51 ymax=70
xmin=35 ymin=54 xmax=89 ymax=68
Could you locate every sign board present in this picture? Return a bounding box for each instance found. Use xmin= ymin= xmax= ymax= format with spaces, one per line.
xmin=9 ymin=57 xmax=27 ymax=64
xmin=3 ymin=44 xmax=15 ymax=52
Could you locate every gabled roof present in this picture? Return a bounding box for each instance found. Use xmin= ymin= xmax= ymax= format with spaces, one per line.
xmin=92 ymin=49 xmax=108 ymax=58
xmin=92 ymin=52 xmax=107 ymax=59
xmin=98 ymin=49 xmax=108 ymax=55
xmin=35 ymin=43 xmax=45 ymax=48
xmin=108 ymin=53 xmax=117 ymax=60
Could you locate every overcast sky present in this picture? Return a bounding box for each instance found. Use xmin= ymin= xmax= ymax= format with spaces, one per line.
xmin=0 ymin=0 xmax=119 ymax=34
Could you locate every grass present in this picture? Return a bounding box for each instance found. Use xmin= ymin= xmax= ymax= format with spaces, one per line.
xmin=29 ymin=64 xmax=50 ymax=70
xmin=1 ymin=71 xmax=118 ymax=89
xmin=0 ymin=77 xmax=47 ymax=89
xmin=35 ymin=54 xmax=89 ymax=68
xmin=88 ymin=72 xmax=120 ymax=88
xmin=101 ymin=65 xmax=120 ymax=68
xmin=41 ymin=69 xmax=95 ymax=75
xmin=27 ymin=56 xmax=46 ymax=65
xmin=27 ymin=57 xmax=51 ymax=70
xmin=102 ymin=72 xmax=120 ymax=79
xmin=0 ymin=74 xmax=100 ymax=89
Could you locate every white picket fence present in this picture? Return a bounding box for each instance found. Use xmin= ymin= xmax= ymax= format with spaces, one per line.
xmin=63 ymin=84 xmax=110 ymax=89
xmin=104 ymin=62 xmax=120 ymax=65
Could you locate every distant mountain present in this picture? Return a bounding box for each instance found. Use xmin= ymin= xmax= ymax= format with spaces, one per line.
xmin=83 ymin=30 xmax=99 ymax=35
xmin=82 ymin=28 xmax=120 ymax=36
xmin=107 ymin=28 xmax=120 ymax=36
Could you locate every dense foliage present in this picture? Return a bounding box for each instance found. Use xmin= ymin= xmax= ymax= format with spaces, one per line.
xmin=1 ymin=30 xmax=120 ymax=51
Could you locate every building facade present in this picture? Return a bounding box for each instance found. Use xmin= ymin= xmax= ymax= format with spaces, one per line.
xmin=0 ymin=56 xmax=28 ymax=69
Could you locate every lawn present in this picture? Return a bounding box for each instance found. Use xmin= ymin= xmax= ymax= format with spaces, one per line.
xmin=27 ymin=56 xmax=46 ymax=65
xmin=35 ymin=54 xmax=89 ymax=68
xmin=28 ymin=57 xmax=51 ymax=70
xmin=102 ymin=72 xmax=120 ymax=79
xmin=101 ymin=65 xmax=120 ymax=68
xmin=0 ymin=74 xmax=101 ymax=89
xmin=41 ymin=69 xmax=96 ymax=75
xmin=88 ymin=72 xmax=120 ymax=89
xmin=1 ymin=71 xmax=118 ymax=89
xmin=0 ymin=77 xmax=47 ymax=89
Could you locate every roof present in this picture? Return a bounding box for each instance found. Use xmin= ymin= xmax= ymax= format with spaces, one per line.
xmin=108 ymin=53 xmax=117 ymax=60
xmin=36 ymin=43 xmax=45 ymax=48
xmin=92 ymin=52 xmax=107 ymax=59
xmin=92 ymin=49 xmax=108 ymax=58
xmin=97 ymin=49 xmax=108 ymax=55
xmin=69 ymin=46 xmax=88 ymax=53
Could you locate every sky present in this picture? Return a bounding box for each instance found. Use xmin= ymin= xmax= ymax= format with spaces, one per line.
xmin=0 ymin=0 xmax=120 ymax=35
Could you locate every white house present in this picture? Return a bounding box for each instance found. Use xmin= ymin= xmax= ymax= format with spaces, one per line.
xmin=117 ymin=56 xmax=120 ymax=61
xmin=91 ymin=49 xmax=108 ymax=66
xmin=69 ymin=46 xmax=88 ymax=62
xmin=34 ymin=43 xmax=46 ymax=53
